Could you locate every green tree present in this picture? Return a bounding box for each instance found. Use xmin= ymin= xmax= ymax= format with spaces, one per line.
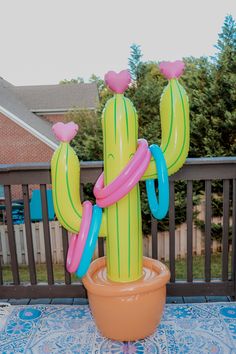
xmin=128 ymin=43 xmax=143 ymax=82
xmin=59 ymin=76 xmax=84 ymax=84
xmin=181 ymin=56 xmax=215 ymax=157
xmin=61 ymin=14 xmax=236 ymax=236
xmin=210 ymin=14 xmax=236 ymax=156
xmin=88 ymin=74 xmax=113 ymax=115
xmin=65 ymin=110 xmax=103 ymax=161
xmin=89 ymin=74 xmax=105 ymax=94
xmin=192 ymin=15 xmax=236 ymax=237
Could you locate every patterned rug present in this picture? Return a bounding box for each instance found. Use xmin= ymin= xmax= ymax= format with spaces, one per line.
xmin=0 ymin=302 xmax=236 ymax=353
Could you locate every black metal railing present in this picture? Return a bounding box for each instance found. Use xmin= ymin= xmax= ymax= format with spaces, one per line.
xmin=0 ymin=157 xmax=235 ymax=299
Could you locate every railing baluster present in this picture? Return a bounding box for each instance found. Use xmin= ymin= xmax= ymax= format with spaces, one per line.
xmin=0 ymin=256 xmax=3 ymax=285
xmin=22 ymin=184 xmax=37 ymax=285
xmin=4 ymin=185 xmax=20 ymax=285
xmin=169 ymin=181 xmax=175 ymax=282
xmin=187 ymin=181 xmax=193 ymax=282
xmin=222 ymin=179 xmax=230 ymax=281
xmin=232 ymin=179 xmax=236 ymax=298
xmin=151 ymin=216 xmax=158 ymax=260
xmin=205 ymin=180 xmax=211 ymax=282
xmin=61 ymin=227 xmax=71 ymax=285
xmin=98 ymin=238 xmax=105 ymax=257
xmin=80 ymin=184 xmax=84 ymax=202
xmin=40 ymin=184 xmax=54 ymax=285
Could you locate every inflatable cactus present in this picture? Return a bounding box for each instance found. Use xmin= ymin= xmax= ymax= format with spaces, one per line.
xmin=101 ymin=81 xmax=142 ymax=282
xmin=51 ymin=60 xmax=190 ymax=341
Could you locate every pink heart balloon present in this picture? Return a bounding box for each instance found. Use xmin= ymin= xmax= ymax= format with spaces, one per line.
xmin=159 ymin=60 xmax=185 ymax=80
xmin=52 ymin=122 xmax=79 ymax=142
xmin=105 ymin=70 xmax=131 ymax=94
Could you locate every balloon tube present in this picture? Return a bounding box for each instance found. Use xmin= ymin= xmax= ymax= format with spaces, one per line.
xmin=142 ymin=70 xmax=189 ymax=179
xmin=102 ymin=92 xmax=142 ymax=282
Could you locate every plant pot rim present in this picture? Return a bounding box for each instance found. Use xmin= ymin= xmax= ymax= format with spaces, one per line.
xmin=83 ymin=256 xmax=170 ymax=297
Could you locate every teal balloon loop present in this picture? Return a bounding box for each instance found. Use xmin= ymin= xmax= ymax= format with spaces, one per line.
xmin=146 ymin=144 xmax=169 ymax=220
xmin=76 ymin=205 xmax=102 ymax=278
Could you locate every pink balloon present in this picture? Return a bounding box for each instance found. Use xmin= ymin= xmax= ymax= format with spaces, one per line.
xmin=96 ymin=149 xmax=151 ymax=208
xmin=66 ymin=201 xmax=92 ymax=273
xmin=105 ymin=70 xmax=131 ymax=94
xmin=159 ymin=60 xmax=185 ymax=80
xmin=52 ymin=121 xmax=79 ymax=142
xmin=94 ymin=139 xmax=149 ymax=199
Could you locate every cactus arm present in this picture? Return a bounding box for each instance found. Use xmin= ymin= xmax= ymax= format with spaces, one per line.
xmin=51 ymin=142 xmax=107 ymax=236
xmin=141 ymin=78 xmax=189 ymax=180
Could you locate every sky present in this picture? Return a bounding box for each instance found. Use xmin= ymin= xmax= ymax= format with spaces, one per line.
xmin=0 ymin=0 xmax=235 ymax=86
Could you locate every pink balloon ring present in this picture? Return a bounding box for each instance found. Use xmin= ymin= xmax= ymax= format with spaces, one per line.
xmin=96 ymin=148 xmax=151 ymax=208
xmin=94 ymin=139 xmax=149 ymax=199
xmin=66 ymin=201 xmax=92 ymax=273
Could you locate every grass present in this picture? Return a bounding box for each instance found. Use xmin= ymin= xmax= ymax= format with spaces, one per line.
xmin=2 ymin=263 xmax=79 ymax=283
xmin=164 ymin=253 xmax=232 ymax=280
xmin=1 ymin=253 xmax=231 ymax=284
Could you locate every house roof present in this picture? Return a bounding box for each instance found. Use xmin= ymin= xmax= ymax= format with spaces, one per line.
xmin=12 ymin=83 xmax=99 ymax=113
xmin=0 ymin=78 xmax=58 ymax=149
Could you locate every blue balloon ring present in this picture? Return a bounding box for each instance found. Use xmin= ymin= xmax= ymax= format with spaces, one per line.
xmin=145 ymin=144 xmax=169 ymax=220
xmin=76 ymin=205 xmax=102 ymax=278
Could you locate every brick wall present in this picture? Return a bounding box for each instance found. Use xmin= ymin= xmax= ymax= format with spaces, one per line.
xmin=0 ymin=113 xmax=54 ymax=164
xmin=0 ymin=113 xmax=55 ymax=200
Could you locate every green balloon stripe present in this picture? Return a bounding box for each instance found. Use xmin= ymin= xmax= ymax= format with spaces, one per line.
xmin=115 ymin=203 xmax=121 ymax=278
xmin=128 ymin=193 xmax=131 ymax=278
xmin=162 ymin=81 xmax=174 ymax=153
xmin=137 ymin=184 xmax=141 ymax=274
xmin=123 ymin=97 xmax=129 ymax=141
xmin=167 ymin=80 xmax=187 ymax=170
xmin=114 ymin=96 xmax=117 ymax=143
xmin=103 ymin=107 xmax=108 ymax=185
xmin=131 ymin=103 xmax=138 ymax=142
xmin=65 ymin=144 xmax=82 ymax=219
xmin=106 ymin=209 xmax=111 ymax=272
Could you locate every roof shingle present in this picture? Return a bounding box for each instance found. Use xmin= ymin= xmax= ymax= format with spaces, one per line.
xmin=12 ymin=83 xmax=99 ymax=112
xmin=0 ymin=78 xmax=58 ymax=148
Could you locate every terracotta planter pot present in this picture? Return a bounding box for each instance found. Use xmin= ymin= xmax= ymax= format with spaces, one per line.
xmin=83 ymin=256 xmax=170 ymax=341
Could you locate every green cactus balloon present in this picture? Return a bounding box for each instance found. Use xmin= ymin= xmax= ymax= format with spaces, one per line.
xmin=51 ymin=61 xmax=189 ymax=284
xmin=102 ymin=92 xmax=142 ymax=282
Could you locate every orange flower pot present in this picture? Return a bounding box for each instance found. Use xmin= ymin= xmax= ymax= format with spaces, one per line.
xmin=83 ymin=256 xmax=170 ymax=341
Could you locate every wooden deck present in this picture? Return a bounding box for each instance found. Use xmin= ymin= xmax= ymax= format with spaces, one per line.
xmin=0 ymin=296 xmax=233 ymax=306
